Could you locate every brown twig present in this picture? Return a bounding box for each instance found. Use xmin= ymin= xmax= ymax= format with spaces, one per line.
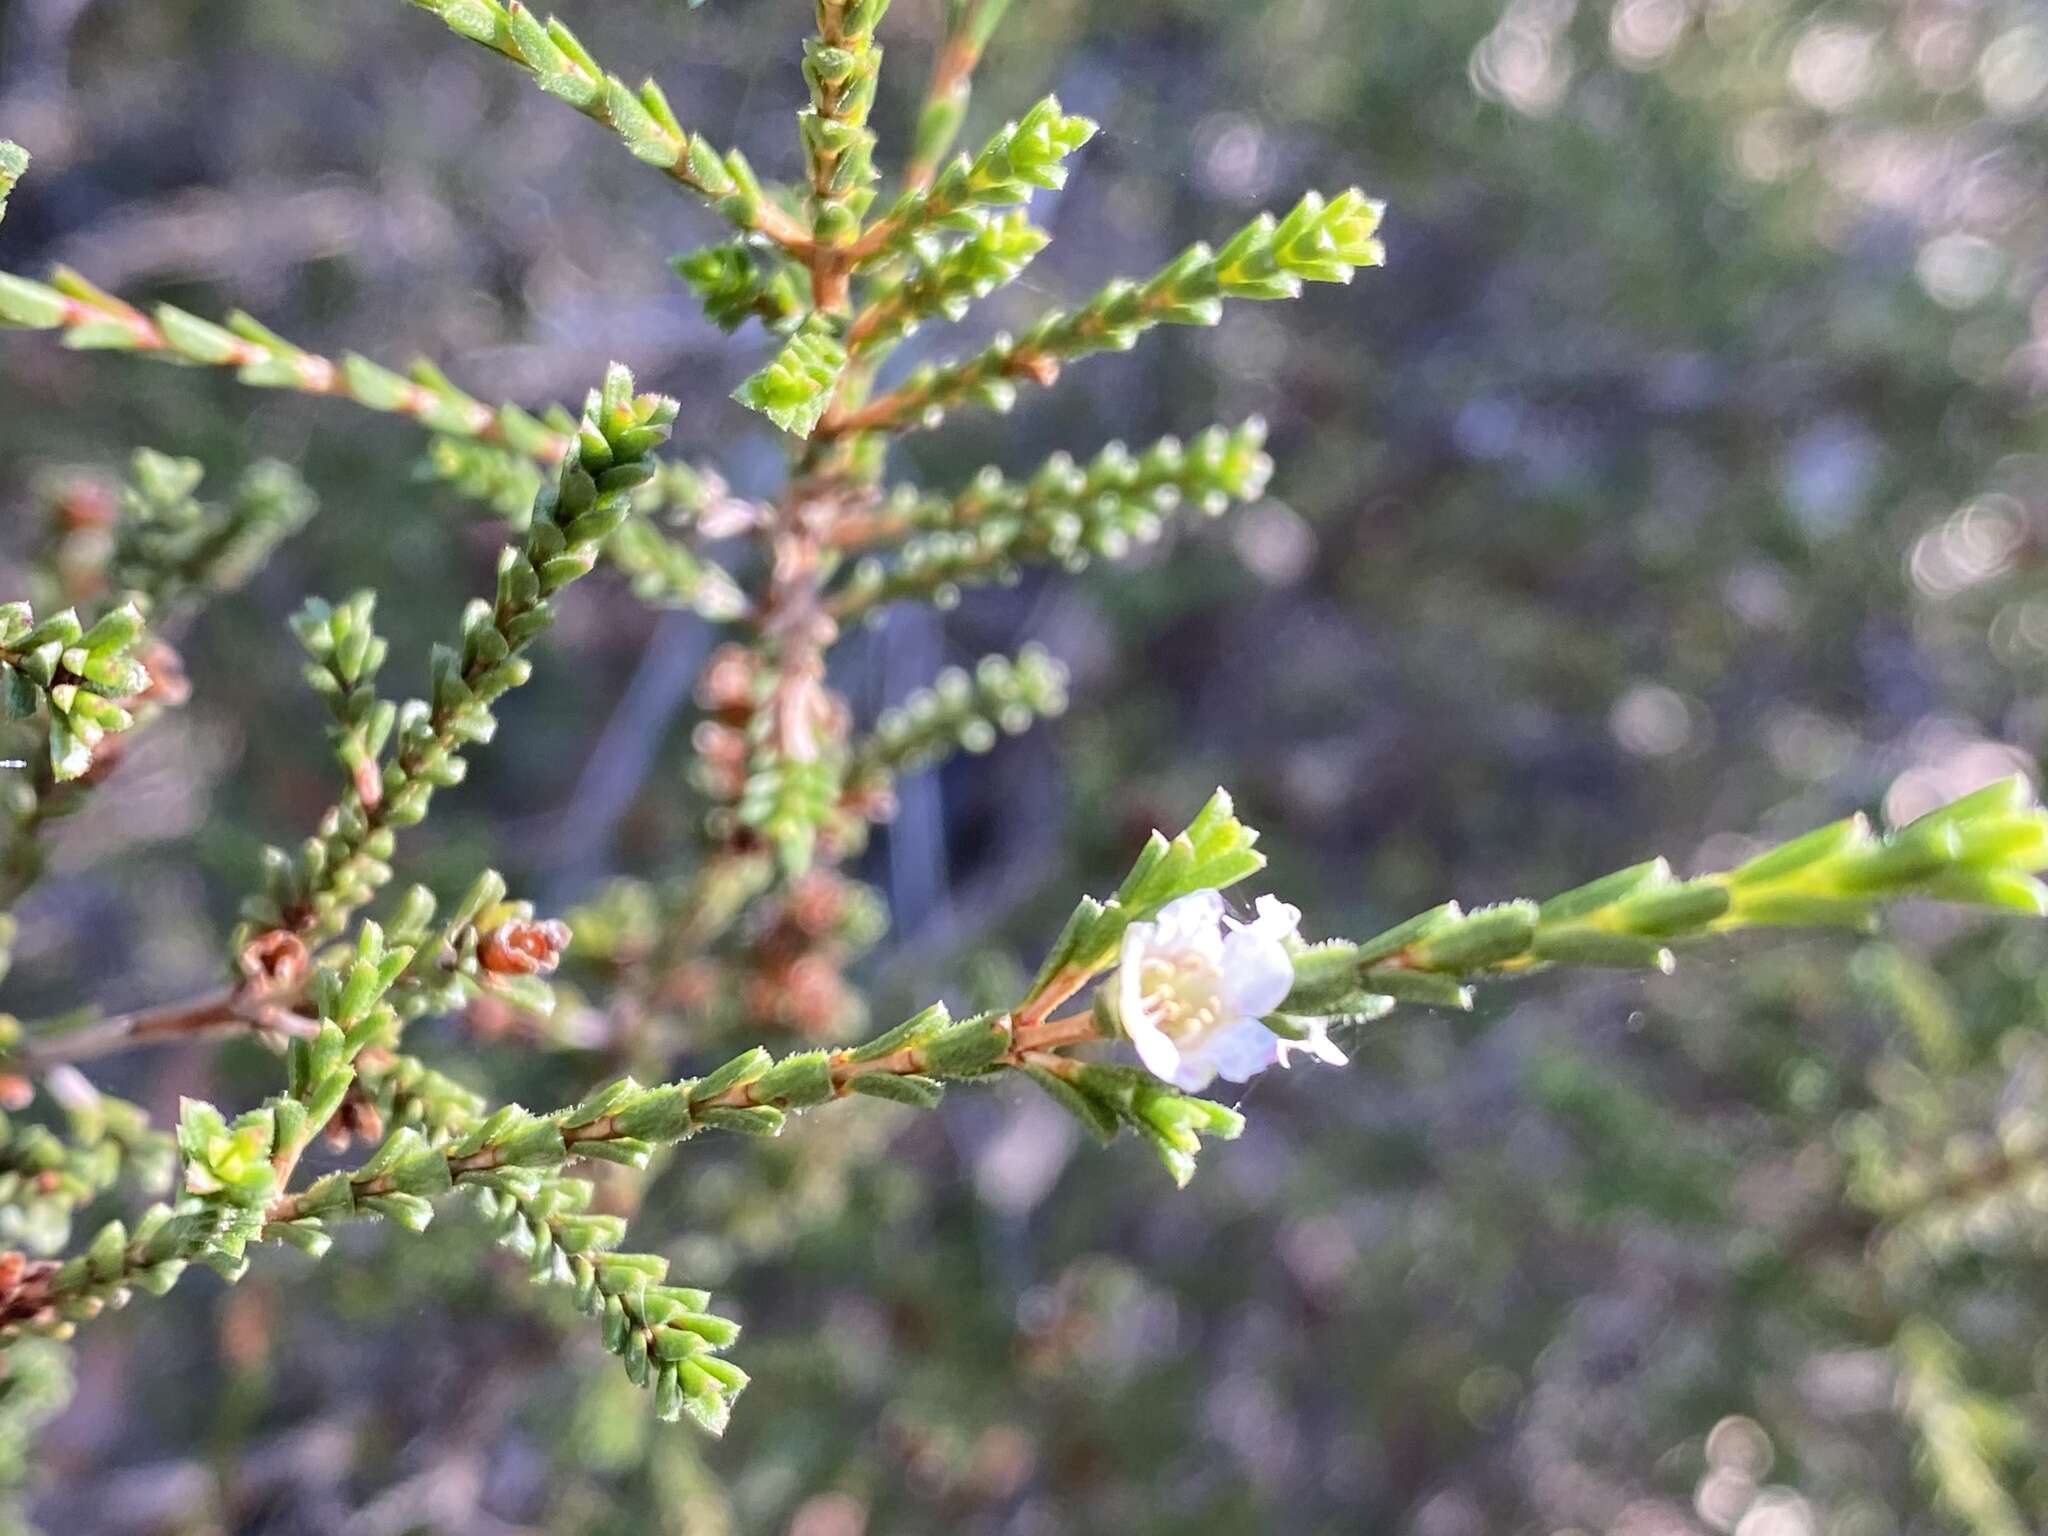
xmin=260 ymin=993 xmax=1110 ymax=1226
xmin=38 ymin=286 xmax=572 ymax=463
xmin=899 ymin=15 xmax=988 ymax=196
xmin=813 ymin=324 xmax=1068 ymax=439
xmin=9 ymin=985 xmax=316 ymax=1071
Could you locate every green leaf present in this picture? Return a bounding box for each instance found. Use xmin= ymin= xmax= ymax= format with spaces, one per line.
xmin=732 ymin=316 xmax=848 ymax=437
xmin=846 ymin=1003 xmax=952 ymax=1062
xmin=1022 ymin=1064 xmax=1117 ymax=1143
xmin=0 ymin=140 xmax=27 ymax=227
xmin=1027 ymin=787 xmax=1264 ymax=997
xmin=846 ymin=1072 xmax=945 ymax=1109
xmin=0 ymin=272 xmax=68 ymax=329
xmin=672 ymin=241 xmax=805 ymax=334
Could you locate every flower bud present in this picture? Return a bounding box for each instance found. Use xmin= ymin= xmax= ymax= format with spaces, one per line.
xmin=237 ymin=929 xmax=310 ymax=994
xmin=478 ymin=917 xmax=572 ymax=978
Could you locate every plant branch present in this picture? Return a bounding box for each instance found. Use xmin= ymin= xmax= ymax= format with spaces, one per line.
xmin=0 ymin=267 xmax=571 ymax=462
xmin=898 ymin=0 xmax=1016 ymax=195
xmin=402 ymin=0 xmax=810 ymax=252
xmin=817 ymin=191 xmax=1383 ymax=438
xmin=240 ymin=366 xmax=677 ymax=945
xmin=9 ymin=989 xmax=304 ymax=1072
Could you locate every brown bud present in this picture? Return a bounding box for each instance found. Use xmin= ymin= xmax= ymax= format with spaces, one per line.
xmin=697 ymin=644 xmax=760 ymax=723
xmin=350 ymin=752 xmax=383 ymax=813
xmin=238 ymin=929 xmax=310 ymax=994
xmin=219 ymin=1286 xmax=274 ymax=1370
xmin=321 ymin=1081 xmax=385 ymax=1151
xmin=693 ymin=721 xmax=748 ymax=765
xmin=137 ymin=639 xmax=192 ymax=709
xmin=1012 ymin=351 xmax=1061 ymax=388
xmin=655 ymin=959 xmax=722 ymax=1013
xmin=844 ymin=779 xmax=899 ymax=825
xmin=692 ymin=721 xmax=750 ymax=800
xmin=785 ymin=872 xmax=847 ymax=936
xmin=782 ymin=953 xmax=851 ymax=1039
xmin=812 ymin=687 xmax=852 ymax=749
xmin=75 ymin=730 xmax=133 ymax=788
xmin=740 ymin=970 xmax=785 ymax=1025
xmin=478 ymin=918 xmax=572 ymax=978
xmin=813 ymin=814 xmax=858 ymax=861
xmin=0 ymin=1251 xmax=59 ymax=1330
xmin=696 ymin=494 xmax=769 ymax=541
xmin=0 ymin=1075 xmax=31 ymax=1113
xmin=54 ymin=478 xmax=117 ymax=532
xmin=464 ymin=994 xmax=518 ymax=1042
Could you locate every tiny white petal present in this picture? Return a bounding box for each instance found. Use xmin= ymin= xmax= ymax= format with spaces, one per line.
xmin=1129 ymin=1015 xmax=1187 ymax=1084
xmin=1217 ymin=923 xmax=1296 ymax=1020
xmin=1244 ymin=895 xmax=1303 ymax=943
xmin=1203 ymin=1019 xmax=1284 ymax=1083
xmin=1278 ymin=1021 xmax=1348 ymax=1069
xmin=1153 ymin=890 xmax=1227 ymax=956
xmin=1166 ymin=1052 xmax=1219 ymax=1092
xmin=1118 ymin=918 xmax=1156 ymax=1030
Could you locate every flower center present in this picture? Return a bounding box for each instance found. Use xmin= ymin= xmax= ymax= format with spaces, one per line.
xmin=1137 ymin=951 xmax=1223 ymax=1040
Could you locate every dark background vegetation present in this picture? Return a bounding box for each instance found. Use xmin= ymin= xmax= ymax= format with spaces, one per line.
xmin=4 ymin=0 xmax=2048 ymax=1530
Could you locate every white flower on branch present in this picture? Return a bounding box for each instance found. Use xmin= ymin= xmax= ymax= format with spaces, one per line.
xmin=1117 ymin=891 xmax=1343 ymax=1092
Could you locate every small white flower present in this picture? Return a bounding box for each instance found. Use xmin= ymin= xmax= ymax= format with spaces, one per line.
xmin=1116 ymin=891 xmax=1346 ymax=1091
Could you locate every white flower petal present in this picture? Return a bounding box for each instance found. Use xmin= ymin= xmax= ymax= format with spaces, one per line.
xmin=1126 ymin=1009 xmax=1186 ymax=1084
xmin=1218 ymin=923 xmax=1296 ymax=1020
xmin=1152 ymin=890 xmax=1227 ymax=959
xmin=1118 ymin=917 xmax=1156 ymax=1031
xmin=1118 ymin=890 xmax=1308 ymax=1090
xmin=1244 ymin=895 xmax=1303 ymax=943
xmin=1201 ymin=1019 xmax=1284 ymax=1083
xmin=1166 ymin=1051 xmax=1220 ymax=1092
xmin=1277 ymin=1021 xmax=1348 ymax=1069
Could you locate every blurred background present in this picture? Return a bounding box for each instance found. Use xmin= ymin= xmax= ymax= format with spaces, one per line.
xmin=3 ymin=0 xmax=2048 ymax=1530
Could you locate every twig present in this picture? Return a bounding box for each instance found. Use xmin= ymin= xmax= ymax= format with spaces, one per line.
xmin=12 ymin=986 xmax=314 ymax=1071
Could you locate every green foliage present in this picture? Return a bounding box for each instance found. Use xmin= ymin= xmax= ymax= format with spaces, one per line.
xmin=847 ymin=645 xmax=1068 ymax=791
xmin=1025 ymin=788 xmax=1265 ymax=1009
xmin=864 ymin=95 xmax=1097 ymax=264
xmin=672 ymin=240 xmax=806 ymax=334
xmin=110 ymin=450 xmax=315 ymax=613
xmin=801 ymin=0 xmax=892 ymax=246
xmin=470 ymin=1173 xmax=748 ymax=1431
xmin=1282 ymin=776 xmax=2048 ymax=1021
xmin=901 ymin=0 xmax=1016 ymax=186
xmin=833 ymin=423 xmax=1274 ymax=616
xmin=0 ymin=1072 xmax=172 ymax=1256
xmin=0 ymin=1338 xmax=67 ymax=1534
xmin=0 ymin=601 xmax=149 ymax=781
xmin=604 ymin=515 xmax=749 ymax=620
xmin=1895 ymin=1320 xmax=2033 ymax=1536
xmin=6 ymin=4 xmax=2048 ymax=1518
xmin=734 ymin=737 xmax=840 ymax=875
xmin=826 ymin=192 xmax=1382 ymax=436
xmin=0 ymin=142 xmax=24 ymax=228
xmin=0 ymin=268 xmax=571 ymax=464
xmin=733 ymin=314 xmax=848 ymax=437
xmin=242 ymin=363 xmax=676 ymax=941
xmin=425 ymin=435 xmax=549 ymax=524
xmin=0 ymin=1202 xmax=231 ymax=1340
xmin=400 ymin=0 xmax=802 ymax=243
xmin=849 ymin=208 xmax=1046 ymax=352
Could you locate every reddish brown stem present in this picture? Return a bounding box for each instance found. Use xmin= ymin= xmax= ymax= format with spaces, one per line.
xmin=11 ymin=986 xmax=315 ymax=1071
xmin=47 ymin=290 xmax=570 ymax=462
